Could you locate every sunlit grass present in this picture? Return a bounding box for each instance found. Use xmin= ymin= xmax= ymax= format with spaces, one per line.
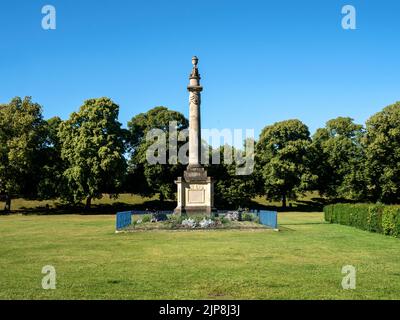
xmin=1 ymin=212 xmax=400 ymax=299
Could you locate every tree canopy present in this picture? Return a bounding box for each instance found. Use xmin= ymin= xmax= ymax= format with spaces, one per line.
xmin=256 ymin=119 xmax=316 ymax=208
xmin=312 ymin=117 xmax=366 ymax=200
xmin=127 ymin=106 xmax=188 ymax=201
xmin=363 ymin=102 xmax=400 ymax=203
xmin=58 ymin=97 xmax=127 ymax=208
xmin=0 ymin=97 xmax=45 ymax=211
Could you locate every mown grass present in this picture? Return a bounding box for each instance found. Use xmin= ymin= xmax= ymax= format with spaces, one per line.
xmin=1 ymin=212 xmax=400 ymax=299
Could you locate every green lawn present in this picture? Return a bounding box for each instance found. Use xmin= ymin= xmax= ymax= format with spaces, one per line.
xmin=1 ymin=211 xmax=400 ymax=299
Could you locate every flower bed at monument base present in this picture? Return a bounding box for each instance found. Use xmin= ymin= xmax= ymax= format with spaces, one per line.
xmin=123 ymin=220 xmax=266 ymax=231
xmin=121 ymin=213 xmax=267 ymax=231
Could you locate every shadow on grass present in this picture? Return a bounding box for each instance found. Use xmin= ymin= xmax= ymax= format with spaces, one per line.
xmin=249 ymin=195 xmax=359 ymax=213
xmin=3 ymin=195 xmax=354 ymax=216
xmin=276 ymin=226 xmax=296 ymax=232
xmin=7 ymin=199 xmax=176 ymax=216
xmin=248 ymin=197 xmax=329 ymax=213
xmin=10 ymin=200 xmax=324 ymax=215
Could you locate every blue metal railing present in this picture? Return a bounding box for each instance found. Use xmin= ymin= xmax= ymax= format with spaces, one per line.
xmin=116 ymin=211 xmax=132 ymax=230
xmin=259 ymin=210 xmax=278 ymax=229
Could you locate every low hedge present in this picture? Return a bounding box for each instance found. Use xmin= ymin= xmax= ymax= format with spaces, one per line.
xmin=324 ymin=203 xmax=400 ymax=238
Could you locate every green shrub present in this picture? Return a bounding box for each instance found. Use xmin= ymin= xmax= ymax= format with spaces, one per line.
xmin=194 ymin=215 xmax=207 ymax=223
xmin=324 ymin=203 xmax=400 ymax=238
xmin=242 ymin=212 xmax=255 ymax=222
xmin=219 ymin=217 xmax=230 ymax=224
xmin=382 ymin=207 xmax=400 ymax=237
xmin=142 ymin=214 xmax=152 ymax=223
xmin=367 ymin=204 xmax=383 ymax=233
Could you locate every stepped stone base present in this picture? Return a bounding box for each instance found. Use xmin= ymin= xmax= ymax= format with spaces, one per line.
xmin=174 ymin=166 xmax=215 ymax=216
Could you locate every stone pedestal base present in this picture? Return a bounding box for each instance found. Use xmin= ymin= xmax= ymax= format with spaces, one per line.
xmin=175 ymin=167 xmax=215 ymax=216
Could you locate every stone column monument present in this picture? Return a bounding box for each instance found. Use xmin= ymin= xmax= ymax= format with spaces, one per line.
xmin=175 ymin=56 xmax=215 ymax=215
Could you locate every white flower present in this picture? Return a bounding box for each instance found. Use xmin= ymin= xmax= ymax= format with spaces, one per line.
xmin=225 ymin=211 xmax=239 ymax=221
xmin=199 ymin=218 xmax=214 ymax=228
xmin=181 ymin=218 xmax=197 ymax=228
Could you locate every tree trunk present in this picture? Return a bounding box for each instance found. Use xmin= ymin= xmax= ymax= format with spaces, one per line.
xmin=4 ymin=194 xmax=11 ymax=213
xmin=85 ymin=196 xmax=92 ymax=210
xmin=282 ymin=193 xmax=287 ymax=209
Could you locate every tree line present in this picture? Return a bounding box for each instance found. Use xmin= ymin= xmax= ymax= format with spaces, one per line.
xmin=1 ymin=96 xmax=400 ymax=212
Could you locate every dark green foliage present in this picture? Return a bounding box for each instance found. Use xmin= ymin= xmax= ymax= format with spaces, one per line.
xmin=208 ymin=144 xmax=257 ymax=209
xmin=152 ymin=212 xmax=168 ymax=221
xmin=36 ymin=117 xmax=65 ymax=200
xmin=324 ymin=203 xmax=400 ymax=238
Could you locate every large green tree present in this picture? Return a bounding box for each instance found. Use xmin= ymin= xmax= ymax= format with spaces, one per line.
xmin=58 ymin=98 xmax=127 ymax=208
xmin=0 ymin=97 xmax=45 ymax=212
xmin=312 ymin=117 xmax=366 ymax=200
xmin=363 ymin=102 xmax=400 ymax=203
xmin=256 ymin=119 xmax=316 ymax=208
xmin=127 ymin=106 xmax=188 ymax=201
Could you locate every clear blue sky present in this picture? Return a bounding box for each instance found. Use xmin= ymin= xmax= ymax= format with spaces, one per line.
xmin=1 ymin=0 xmax=400 ymax=137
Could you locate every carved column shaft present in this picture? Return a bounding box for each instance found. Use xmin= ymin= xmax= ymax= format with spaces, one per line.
xmin=188 ymin=90 xmax=201 ymax=167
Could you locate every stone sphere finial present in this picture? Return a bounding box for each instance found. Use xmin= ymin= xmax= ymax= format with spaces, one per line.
xmin=192 ymin=56 xmax=199 ymax=66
